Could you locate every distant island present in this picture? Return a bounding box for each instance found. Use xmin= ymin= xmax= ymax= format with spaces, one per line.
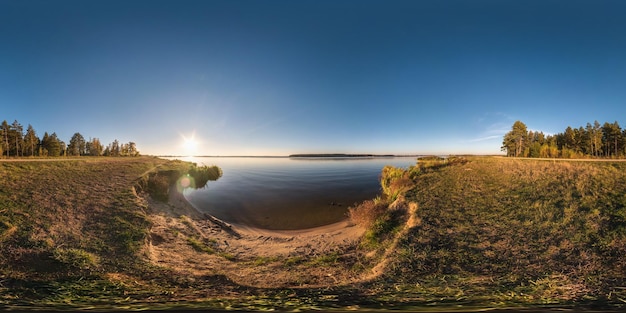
xmin=289 ymin=153 xmax=395 ymax=158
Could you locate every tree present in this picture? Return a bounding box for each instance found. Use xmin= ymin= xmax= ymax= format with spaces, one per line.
xmin=108 ymin=139 xmax=121 ymax=157
xmin=11 ymin=120 xmax=23 ymax=157
xmin=623 ymin=129 xmax=626 ymax=156
xmin=43 ymin=132 xmax=62 ymax=157
xmin=577 ymin=126 xmax=590 ymax=155
xmin=41 ymin=132 xmax=49 ymax=156
xmin=502 ymin=121 xmax=528 ymax=157
xmin=23 ymin=124 xmax=38 ymax=156
xmin=60 ymin=139 xmax=67 ymax=157
xmin=529 ymin=141 xmax=541 ymax=158
xmin=563 ymin=126 xmax=576 ymax=150
xmin=68 ymin=132 xmax=86 ymax=156
xmin=591 ymin=121 xmax=603 ymax=157
xmin=127 ymin=142 xmax=139 ymax=156
xmin=1 ymin=120 xmax=10 ymax=157
xmin=602 ymin=121 xmax=622 ymax=157
xmin=88 ymin=138 xmax=103 ymax=156
xmin=120 ymin=142 xmax=129 ymax=156
xmin=119 ymin=141 xmax=140 ymax=157
xmin=0 ymin=119 xmax=141 ymax=158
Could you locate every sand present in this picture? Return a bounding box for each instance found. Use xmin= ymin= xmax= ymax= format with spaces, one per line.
xmin=143 ymin=184 xmax=367 ymax=288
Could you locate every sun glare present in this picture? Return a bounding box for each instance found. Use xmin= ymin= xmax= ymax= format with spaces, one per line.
xmin=181 ymin=133 xmax=199 ymax=156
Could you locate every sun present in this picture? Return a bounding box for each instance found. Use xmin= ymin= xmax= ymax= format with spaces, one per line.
xmin=181 ymin=133 xmax=199 ymax=156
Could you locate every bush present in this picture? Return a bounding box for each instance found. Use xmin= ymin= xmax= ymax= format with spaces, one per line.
xmin=143 ymin=163 xmax=223 ymax=202
xmin=147 ymin=173 xmax=170 ymax=202
xmin=348 ymin=199 xmax=389 ymax=229
xmin=380 ymin=166 xmax=412 ymax=202
xmin=188 ymin=165 xmax=222 ymax=188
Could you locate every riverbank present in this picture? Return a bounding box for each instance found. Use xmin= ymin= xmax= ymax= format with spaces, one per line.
xmin=0 ymin=157 xmax=378 ymax=310
xmin=145 ymin=180 xmax=366 ymax=288
xmin=1 ymin=156 xmax=625 ymax=311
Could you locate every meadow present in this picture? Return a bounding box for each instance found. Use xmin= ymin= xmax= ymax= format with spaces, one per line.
xmin=378 ymin=157 xmax=626 ymax=307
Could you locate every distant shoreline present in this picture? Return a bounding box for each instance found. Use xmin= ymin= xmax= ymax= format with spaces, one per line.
xmin=289 ymin=153 xmax=394 ymax=158
xmin=157 ymin=154 xmax=424 ymax=158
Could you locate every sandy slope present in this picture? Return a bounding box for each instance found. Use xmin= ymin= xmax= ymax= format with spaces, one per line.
xmin=143 ymin=185 xmax=367 ymax=288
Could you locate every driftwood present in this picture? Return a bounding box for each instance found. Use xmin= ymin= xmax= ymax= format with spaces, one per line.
xmin=204 ymin=213 xmax=241 ymax=238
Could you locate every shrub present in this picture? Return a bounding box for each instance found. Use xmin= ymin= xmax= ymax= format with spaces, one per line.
xmin=380 ymin=166 xmax=413 ymax=202
xmin=144 ymin=163 xmax=223 ymax=202
xmin=348 ymin=199 xmax=389 ymax=229
xmin=188 ymin=165 xmax=222 ymax=188
xmin=146 ymin=173 xmax=170 ymax=201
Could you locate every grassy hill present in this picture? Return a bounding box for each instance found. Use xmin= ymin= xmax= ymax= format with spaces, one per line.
xmin=0 ymin=156 xmax=625 ymax=310
xmin=375 ymin=157 xmax=626 ymax=307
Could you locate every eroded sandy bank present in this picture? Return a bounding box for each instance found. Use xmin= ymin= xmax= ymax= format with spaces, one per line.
xmin=142 ymin=184 xmax=366 ymax=288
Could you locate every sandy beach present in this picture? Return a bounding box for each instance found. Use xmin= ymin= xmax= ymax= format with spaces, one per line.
xmin=144 ymin=184 xmax=367 ymax=288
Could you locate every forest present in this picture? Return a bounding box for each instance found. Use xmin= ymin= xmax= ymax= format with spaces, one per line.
xmin=0 ymin=119 xmax=139 ymax=158
xmin=502 ymin=120 xmax=626 ymax=158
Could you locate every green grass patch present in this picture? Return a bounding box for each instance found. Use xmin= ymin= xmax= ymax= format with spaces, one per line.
xmin=253 ymin=256 xmax=278 ymax=266
xmin=52 ymin=248 xmax=99 ymax=271
xmin=284 ymin=256 xmax=304 ymax=266
xmin=186 ymin=237 xmax=215 ymax=254
xmin=309 ymin=252 xmax=341 ymax=266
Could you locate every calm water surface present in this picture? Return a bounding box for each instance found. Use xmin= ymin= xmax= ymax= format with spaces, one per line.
xmin=175 ymin=157 xmax=417 ymax=230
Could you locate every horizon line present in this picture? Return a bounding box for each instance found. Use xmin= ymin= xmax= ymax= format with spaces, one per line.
xmin=154 ymin=153 xmax=506 ymax=158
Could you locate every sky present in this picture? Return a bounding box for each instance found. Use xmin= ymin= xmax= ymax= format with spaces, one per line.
xmin=2 ymin=0 xmax=626 ymax=156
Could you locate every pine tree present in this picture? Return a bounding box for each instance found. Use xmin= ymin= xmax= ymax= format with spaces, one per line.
xmin=563 ymin=126 xmax=576 ymax=150
xmin=502 ymin=121 xmax=528 ymax=157
xmin=24 ymin=124 xmax=38 ymax=157
xmin=11 ymin=120 xmax=23 ymax=157
xmin=592 ymin=121 xmax=603 ymax=157
xmin=602 ymin=121 xmax=622 ymax=157
xmin=41 ymin=132 xmax=50 ymax=156
xmin=44 ymin=132 xmax=62 ymax=157
xmin=1 ymin=120 xmax=10 ymax=157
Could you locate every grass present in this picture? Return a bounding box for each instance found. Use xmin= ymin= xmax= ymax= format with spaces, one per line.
xmin=52 ymin=248 xmax=99 ymax=270
xmin=186 ymin=237 xmax=215 ymax=254
xmin=309 ymin=251 xmax=341 ymax=266
xmin=1 ymin=156 xmax=626 ymax=310
xmin=252 ymin=256 xmax=279 ymax=266
xmin=379 ymin=157 xmax=626 ymax=307
xmin=0 ymin=157 xmax=242 ymax=309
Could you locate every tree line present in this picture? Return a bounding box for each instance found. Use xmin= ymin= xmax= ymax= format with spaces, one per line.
xmin=0 ymin=119 xmax=139 ymax=158
xmin=502 ymin=120 xmax=626 ymax=158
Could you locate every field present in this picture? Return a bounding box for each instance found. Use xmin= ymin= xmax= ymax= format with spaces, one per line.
xmin=0 ymin=156 xmax=625 ymax=311
xmin=382 ymin=157 xmax=626 ymax=307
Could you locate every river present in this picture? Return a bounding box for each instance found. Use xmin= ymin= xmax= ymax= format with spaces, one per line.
xmin=173 ymin=156 xmax=417 ymax=230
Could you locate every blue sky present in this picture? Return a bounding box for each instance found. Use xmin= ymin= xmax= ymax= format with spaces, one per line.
xmin=2 ymin=0 xmax=626 ymax=156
